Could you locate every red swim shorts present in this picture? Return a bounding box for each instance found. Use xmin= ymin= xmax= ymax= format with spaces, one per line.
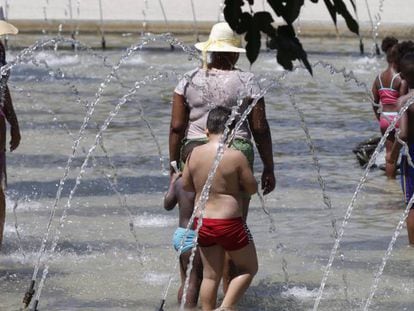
xmin=193 ymin=217 xmax=253 ymax=251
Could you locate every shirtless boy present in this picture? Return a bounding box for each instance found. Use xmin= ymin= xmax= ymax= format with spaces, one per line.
xmin=164 ymin=161 xmax=202 ymax=308
xmin=387 ymin=52 xmax=414 ymax=245
xmin=181 ymin=106 xmax=258 ymax=311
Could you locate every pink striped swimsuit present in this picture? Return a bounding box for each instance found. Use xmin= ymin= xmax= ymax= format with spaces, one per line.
xmin=378 ymin=73 xmax=400 ymax=133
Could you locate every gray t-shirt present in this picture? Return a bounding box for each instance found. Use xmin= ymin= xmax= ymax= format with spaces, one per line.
xmin=174 ymin=67 xmax=262 ymax=140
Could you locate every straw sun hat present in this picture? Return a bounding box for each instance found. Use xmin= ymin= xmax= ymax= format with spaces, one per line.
xmin=0 ymin=20 xmax=18 ymax=35
xmin=195 ymin=22 xmax=245 ymax=53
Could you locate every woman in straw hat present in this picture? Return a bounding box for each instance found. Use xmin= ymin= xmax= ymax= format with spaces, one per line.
xmin=169 ymin=22 xmax=275 ymax=309
xmin=0 ymin=20 xmax=20 ymax=249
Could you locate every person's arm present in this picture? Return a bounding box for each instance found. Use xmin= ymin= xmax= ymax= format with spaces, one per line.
xmin=371 ymin=77 xmax=381 ymax=121
xmin=164 ymin=173 xmax=180 ymax=210
xmin=3 ymin=86 xmax=20 ymax=151
xmin=169 ymin=92 xmax=189 ymax=176
xmin=248 ymin=97 xmax=275 ymax=195
xmin=399 ymin=78 xmax=409 ymax=96
xmin=386 ymin=101 xmax=407 ymax=172
xmin=238 ymin=154 xmax=257 ymax=195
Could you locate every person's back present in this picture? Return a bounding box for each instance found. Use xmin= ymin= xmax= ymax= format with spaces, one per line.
xmin=175 ymin=67 xmax=258 ymax=141
xmin=187 ymin=141 xmax=256 ymax=219
xmin=377 ymin=69 xmax=403 ymax=109
xmin=373 ymin=37 xmax=407 ymax=115
xmin=181 ymin=106 xmax=258 ymax=311
xmin=165 ymin=173 xmax=195 ymax=228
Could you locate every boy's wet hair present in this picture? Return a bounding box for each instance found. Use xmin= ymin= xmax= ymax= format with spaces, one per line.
xmin=207 ymin=106 xmax=233 ymax=134
xmin=400 ymin=52 xmax=414 ymax=88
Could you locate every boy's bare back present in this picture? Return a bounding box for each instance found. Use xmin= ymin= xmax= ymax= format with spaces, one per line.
xmin=182 ymin=138 xmax=256 ymax=219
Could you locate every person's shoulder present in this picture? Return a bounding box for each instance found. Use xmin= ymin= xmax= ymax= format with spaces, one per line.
xmin=186 ymin=144 xmax=204 ymax=163
xmin=175 ymin=67 xmax=201 ymax=94
xmin=224 ymin=147 xmax=246 ymax=163
xmin=232 ymin=68 xmax=255 ymax=78
xmin=182 ymin=67 xmax=201 ymax=79
xmin=230 ymin=69 xmax=259 ymax=91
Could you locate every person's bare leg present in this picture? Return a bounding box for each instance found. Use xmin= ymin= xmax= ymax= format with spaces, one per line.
xmin=219 ymin=243 xmax=258 ymax=310
xmin=407 ymin=209 xmax=414 ymax=245
xmin=0 ymin=117 xmax=5 ymax=250
xmin=177 ymin=253 xmax=186 ymax=304
xmin=221 ymin=196 xmax=249 ymax=294
xmin=0 ymin=187 xmax=4 ymax=249
xmin=180 ymin=249 xmax=203 ymax=309
xmin=385 ymin=138 xmax=396 ymax=179
xmin=222 ymin=253 xmax=237 ymax=295
xmin=200 ymin=245 xmax=225 ymax=311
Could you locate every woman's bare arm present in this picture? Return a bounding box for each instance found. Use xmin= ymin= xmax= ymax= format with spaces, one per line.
xmin=3 ymin=86 xmax=20 ymax=151
xmin=248 ymin=97 xmax=275 ymax=195
xmin=169 ymin=93 xmax=189 ymax=175
xmin=371 ymin=77 xmax=381 ymax=121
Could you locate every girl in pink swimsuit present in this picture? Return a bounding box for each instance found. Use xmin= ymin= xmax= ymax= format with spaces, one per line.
xmin=372 ymin=37 xmax=408 ymax=178
xmin=377 ymin=72 xmax=402 ymax=133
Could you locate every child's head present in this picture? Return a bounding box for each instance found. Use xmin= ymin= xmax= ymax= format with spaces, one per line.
xmin=206 ymin=106 xmax=232 ymax=135
xmin=394 ymin=40 xmax=414 ymax=71
xmin=400 ymin=52 xmax=414 ymax=88
xmin=381 ymin=36 xmax=398 ymax=63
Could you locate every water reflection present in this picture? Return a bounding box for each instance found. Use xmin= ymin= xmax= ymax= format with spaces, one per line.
xmin=0 ymin=34 xmax=412 ymax=310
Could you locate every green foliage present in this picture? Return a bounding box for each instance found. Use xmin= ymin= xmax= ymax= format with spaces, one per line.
xmin=267 ymin=0 xmax=304 ymax=24
xmin=224 ymin=0 xmax=359 ymax=75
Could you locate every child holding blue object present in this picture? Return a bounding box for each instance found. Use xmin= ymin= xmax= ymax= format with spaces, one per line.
xmin=387 ymin=52 xmax=414 ymax=245
xmin=164 ymin=161 xmax=202 ymax=309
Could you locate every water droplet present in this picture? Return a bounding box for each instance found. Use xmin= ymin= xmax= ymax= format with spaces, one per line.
xmin=276 ymin=243 xmax=286 ymax=252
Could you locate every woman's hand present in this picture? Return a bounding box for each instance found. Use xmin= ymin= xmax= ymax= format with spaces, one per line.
xmin=10 ymin=126 xmax=20 ymax=151
xmin=261 ymin=168 xmax=275 ymax=195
